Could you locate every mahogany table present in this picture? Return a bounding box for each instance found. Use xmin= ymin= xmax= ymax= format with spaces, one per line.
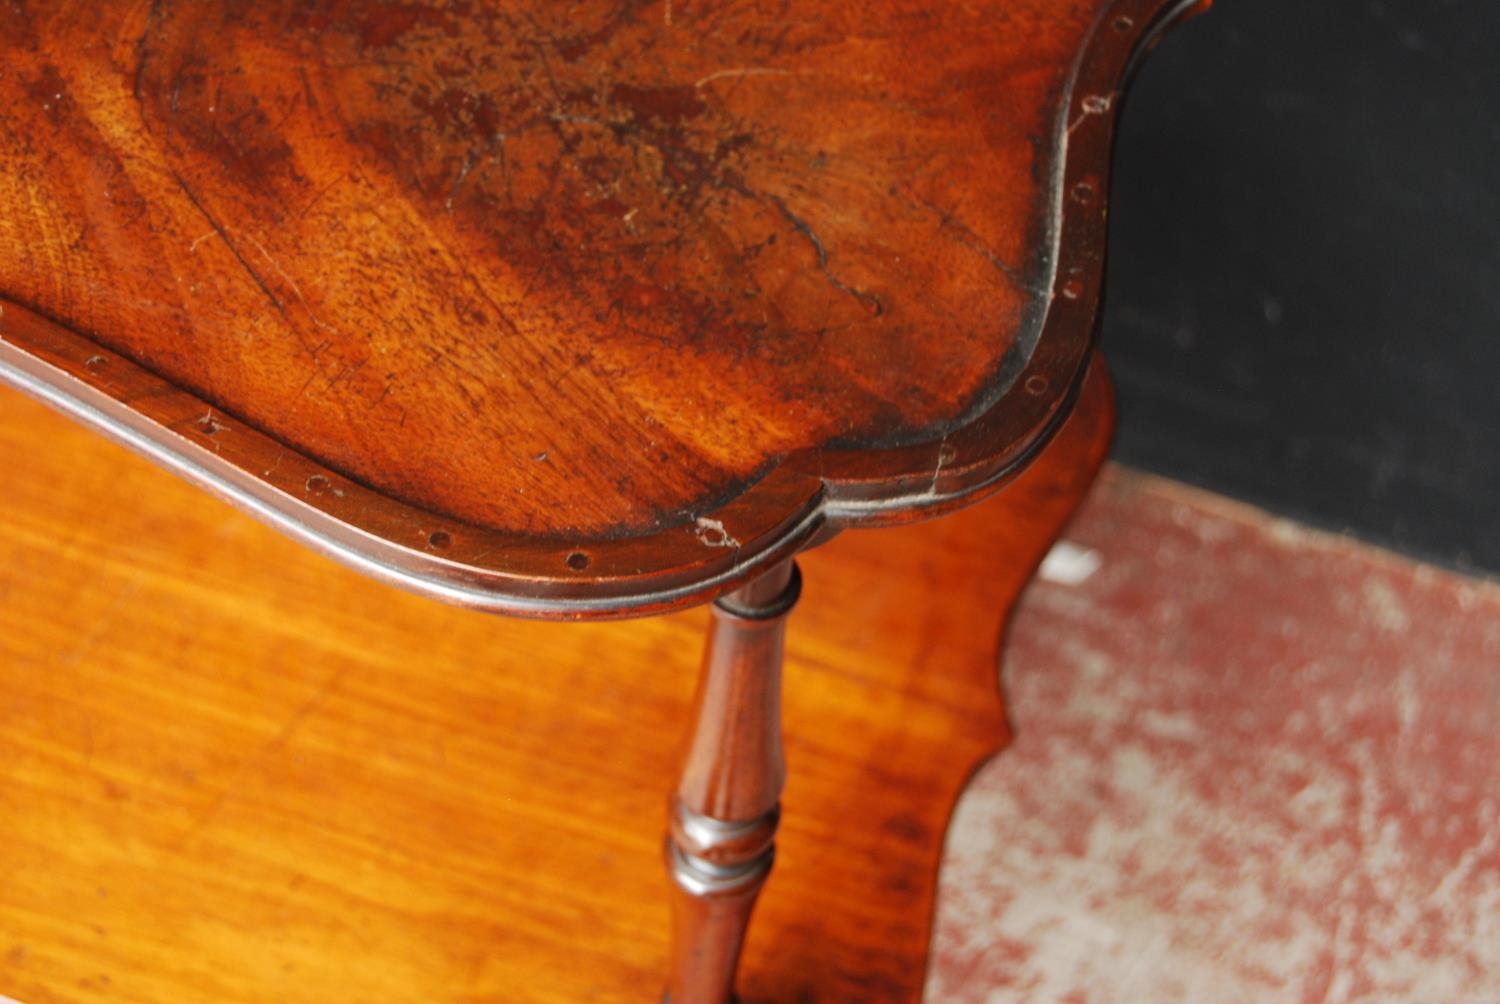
xmin=0 ymin=2 xmax=1204 ymax=1000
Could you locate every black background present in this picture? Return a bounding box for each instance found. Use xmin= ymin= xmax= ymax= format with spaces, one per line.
xmin=1104 ymin=0 xmax=1500 ymax=574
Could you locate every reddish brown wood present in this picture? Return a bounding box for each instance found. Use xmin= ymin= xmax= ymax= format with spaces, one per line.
xmin=666 ymin=559 xmax=798 ymax=1003
xmin=0 ymin=0 xmax=1205 ymax=615
xmin=0 ymin=356 xmax=1114 ymax=1003
xmin=0 ymin=0 xmax=1205 ymax=996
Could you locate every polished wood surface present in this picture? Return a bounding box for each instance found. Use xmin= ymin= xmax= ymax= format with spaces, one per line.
xmin=1 ymin=0 xmax=1200 ymax=613
xmin=667 ymin=560 xmax=797 ymax=1002
xmin=0 ymin=358 xmax=1113 ymax=1003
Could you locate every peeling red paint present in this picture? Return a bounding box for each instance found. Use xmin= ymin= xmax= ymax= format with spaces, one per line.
xmin=932 ymin=469 xmax=1500 ymax=1003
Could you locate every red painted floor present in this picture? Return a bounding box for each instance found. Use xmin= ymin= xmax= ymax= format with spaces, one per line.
xmin=931 ymin=468 xmax=1500 ymax=1003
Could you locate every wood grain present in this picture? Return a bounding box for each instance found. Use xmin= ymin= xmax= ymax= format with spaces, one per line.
xmin=666 ymin=559 xmax=797 ymax=1003
xmin=0 ymin=358 xmax=1113 ymax=1003
xmin=0 ymin=0 xmax=1202 ymax=614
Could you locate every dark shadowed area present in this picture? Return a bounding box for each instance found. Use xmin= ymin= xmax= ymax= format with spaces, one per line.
xmin=1105 ymin=0 xmax=1500 ymax=574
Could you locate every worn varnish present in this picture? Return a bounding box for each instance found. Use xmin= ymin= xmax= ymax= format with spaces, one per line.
xmin=3 ymin=4 xmax=1201 ymax=998
xmin=0 ymin=0 xmax=1202 ymax=614
xmin=0 ymin=361 xmax=1112 ymax=1003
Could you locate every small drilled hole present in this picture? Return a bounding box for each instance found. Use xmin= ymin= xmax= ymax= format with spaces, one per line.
xmin=567 ymin=551 xmax=591 ymax=570
xmin=196 ymin=414 xmax=223 ymax=435
xmin=1082 ymin=95 xmax=1111 ymax=114
xmin=305 ymin=474 xmax=331 ymax=496
xmin=1025 ymin=375 xmax=1051 ymax=396
xmin=84 ymin=355 xmax=107 ymax=372
xmin=428 ymin=531 xmax=451 ymax=550
xmin=1061 ymin=278 xmax=1084 ymax=300
xmin=1072 ymin=180 xmax=1096 ymax=204
xmin=1115 ymin=15 xmax=1135 ymax=31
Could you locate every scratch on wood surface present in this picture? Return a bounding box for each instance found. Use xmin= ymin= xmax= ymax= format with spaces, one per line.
xmin=765 ymin=194 xmax=883 ymax=316
xmin=237 ymin=229 xmax=337 ymax=334
xmin=694 ymin=67 xmax=792 ymax=88
xmin=1066 ymin=93 xmax=1113 ymax=137
xmin=912 ymin=192 xmax=1032 ymax=290
xmin=172 ymin=665 xmax=349 ymax=851
xmin=927 ymin=437 xmax=954 ymax=495
xmin=694 ymin=516 xmax=739 ymax=549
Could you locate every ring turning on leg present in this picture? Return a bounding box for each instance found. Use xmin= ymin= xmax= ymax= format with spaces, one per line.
xmin=664 ymin=560 xmax=801 ymax=1004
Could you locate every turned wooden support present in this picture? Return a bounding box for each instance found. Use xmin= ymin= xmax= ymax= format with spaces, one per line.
xmin=665 ymin=559 xmax=801 ymax=1004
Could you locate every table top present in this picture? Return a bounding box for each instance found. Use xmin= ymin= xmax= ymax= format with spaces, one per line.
xmin=0 ymin=0 xmax=1205 ymax=616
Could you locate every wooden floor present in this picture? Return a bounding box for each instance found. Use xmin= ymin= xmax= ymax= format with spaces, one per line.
xmin=0 ymin=368 xmax=1111 ymax=1004
xmin=930 ymin=469 xmax=1500 ymax=1002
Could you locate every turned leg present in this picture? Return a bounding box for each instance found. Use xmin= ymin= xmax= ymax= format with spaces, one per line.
xmin=664 ymin=559 xmax=801 ymax=1004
